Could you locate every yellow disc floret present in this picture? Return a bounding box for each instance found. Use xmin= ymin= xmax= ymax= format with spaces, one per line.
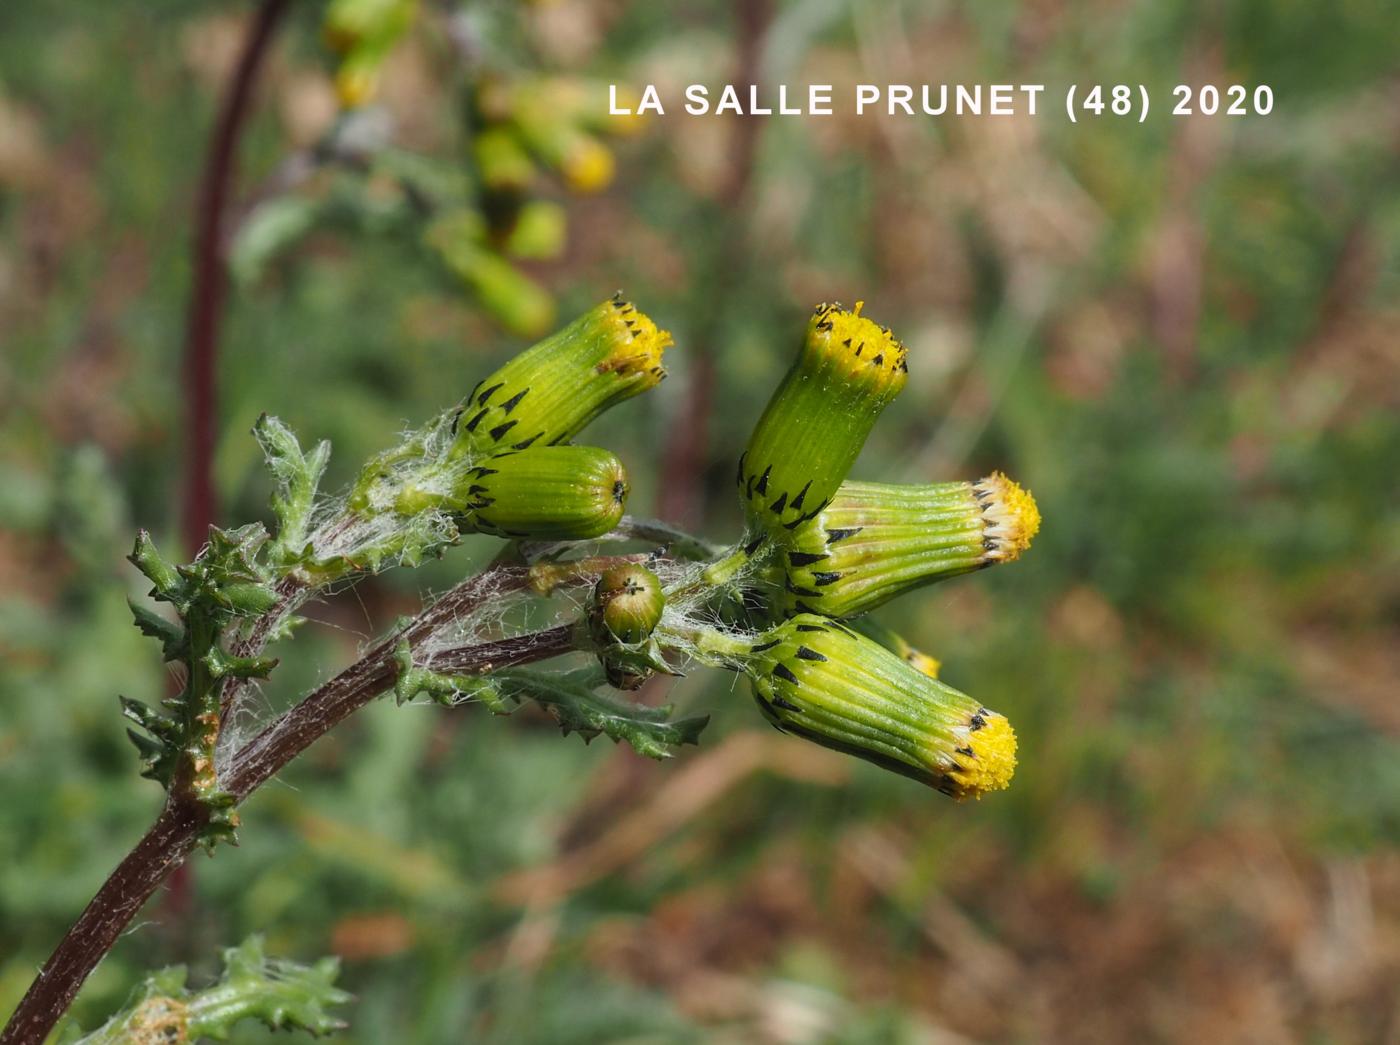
xmin=561 ymin=137 xmax=615 ymax=193
xmin=946 ymin=712 xmax=1017 ymax=799
xmin=805 ymin=300 xmax=908 ymax=392
xmin=597 ymin=296 xmax=671 ymax=383
xmin=975 ymin=471 xmax=1041 ymax=562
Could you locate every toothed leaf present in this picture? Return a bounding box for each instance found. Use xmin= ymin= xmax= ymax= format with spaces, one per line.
xmin=255 ymin=413 xmax=331 ymax=567
xmin=127 ymin=599 xmax=186 ymax=661
xmin=128 ymin=530 xmax=182 ymax=601
xmin=71 ymin=935 xmax=351 ymax=1044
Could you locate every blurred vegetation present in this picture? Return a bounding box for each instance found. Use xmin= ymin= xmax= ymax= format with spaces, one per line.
xmin=2 ymin=0 xmax=1399 ymax=1041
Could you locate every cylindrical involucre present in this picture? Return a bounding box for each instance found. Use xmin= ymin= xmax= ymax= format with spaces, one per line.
xmin=450 ymin=295 xmax=669 ymax=459
xmin=738 ymin=302 xmax=907 ymax=541
xmin=740 ymin=614 xmax=1016 ymax=799
xmin=779 ymin=473 xmax=1040 ymax=617
xmin=452 ymin=444 xmax=628 ymax=540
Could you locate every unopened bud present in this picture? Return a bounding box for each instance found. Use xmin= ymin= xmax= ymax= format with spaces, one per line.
xmin=323 ymin=0 xmax=416 ymax=108
xmin=589 ymin=564 xmax=667 ymax=689
xmin=439 ymin=444 xmax=628 ymax=540
xmin=779 ymin=472 xmax=1040 ymax=617
xmin=591 ymin=565 xmax=666 ymax=645
xmin=504 ymin=200 xmax=568 ymax=261
xmin=739 ymin=302 xmax=906 ymax=541
xmin=473 ymin=126 xmax=538 ymax=192
xmin=426 ymin=213 xmax=556 ymax=337
xmin=740 ymin=615 xmax=1015 ymax=799
xmin=555 ymin=133 xmax=615 ymax=194
xmin=449 ymin=295 xmax=670 ymax=459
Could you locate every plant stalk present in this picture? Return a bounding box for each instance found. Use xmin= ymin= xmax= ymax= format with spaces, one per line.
xmin=1 ymin=586 xmax=571 ymax=1045
xmin=0 ymin=535 xmax=674 ymax=1044
xmin=182 ymin=0 xmax=292 ymax=558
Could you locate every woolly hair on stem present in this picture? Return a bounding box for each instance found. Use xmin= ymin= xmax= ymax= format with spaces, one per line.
xmin=3 ymin=290 xmax=1046 ymax=1045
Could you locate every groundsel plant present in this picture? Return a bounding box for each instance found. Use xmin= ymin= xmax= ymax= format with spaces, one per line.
xmin=1 ymin=296 xmax=1038 ymax=1044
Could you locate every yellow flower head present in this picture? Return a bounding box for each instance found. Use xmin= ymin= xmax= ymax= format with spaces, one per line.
xmin=561 ymin=136 xmax=615 ymax=194
xmin=974 ymin=471 xmax=1041 ymax=562
xmin=946 ymin=711 xmax=1017 ymax=799
xmin=803 ymin=300 xmax=908 ymax=396
xmin=739 ymin=301 xmax=908 ymax=538
xmin=447 ymin=295 xmax=670 ymax=460
xmin=595 ymin=295 xmax=671 ymax=383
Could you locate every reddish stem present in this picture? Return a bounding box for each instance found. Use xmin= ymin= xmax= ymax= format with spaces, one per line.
xmin=0 ymin=619 xmax=570 ymax=1045
xmin=181 ymin=0 xmax=292 ymax=558
xmin=170 ymin=0 xmax=293 ymax=941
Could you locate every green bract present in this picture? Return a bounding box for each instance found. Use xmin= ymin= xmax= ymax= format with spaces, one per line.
xmin=740 ymin=615 xmax=1017 ymax=799
xmin=778 ymin=473 xmax=1042 ymax=618
xmin=738 ymin=302 xmax=907 ymax=541
xmin=452 ymin=444 xmax=629 ymax=540
xmin=449 ymin=295 xmax=669 ymax=460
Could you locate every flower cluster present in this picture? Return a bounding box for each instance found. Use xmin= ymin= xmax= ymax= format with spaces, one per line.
xmin=313 ymin=2 xmax=648 ymax=336
xmin=123 ymin=295 xmax=1037 ymax=852
xmin=332 ymin=294 xmax=669 ymax=572
xmin=431 ymin=76 xmax=646 ymax=334
xmin=709 ymin=302 xmax=1039 ymax=798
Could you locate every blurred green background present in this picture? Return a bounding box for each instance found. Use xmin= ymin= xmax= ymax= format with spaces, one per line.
xmin=3 ymin=0 xmax=1399 ymax=1041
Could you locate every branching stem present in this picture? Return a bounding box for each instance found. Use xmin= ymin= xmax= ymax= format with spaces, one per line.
xmin=0 ymin=555 xmax=591 ymax=1045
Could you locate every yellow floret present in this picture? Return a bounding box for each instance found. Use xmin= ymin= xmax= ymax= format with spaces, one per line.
xmin=334 ymin=64 xmax=378 ymax=109
xmin=596 ymin=297 xmax=671 ymax=383
xmin=947 ymin=713 xmax=1017 ymax=799
xmin=975 ymin=471 xmax=1041 ymax=562
xmin=805 ymin=301 xmax=908 ymax=390
xmin=562 ymin=138 xmax=615 ymax=193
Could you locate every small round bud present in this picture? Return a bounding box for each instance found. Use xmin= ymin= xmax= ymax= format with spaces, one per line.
xmin=779 ymin=474 xmax=1040 ymax=618
xmin=556 ymin=134 xmax=615 ymax=194
xmin=591 ymin=565 xmax=666 ymax=645
xmin=589 ymin=564 xmax=667 ymax=689
xmin=740 ymin=615 xmax=1015 ymax=799
xmin=504 ymin=200 xmax=568 ymax=261
xmin=739 ymin=302 xmax=907 ymax=540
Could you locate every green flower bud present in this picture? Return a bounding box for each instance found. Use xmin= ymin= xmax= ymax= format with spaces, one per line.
xmin=473 ymin=126 xmax=538 ymax=193
xmin=426 ymin=213 xmax=556 ymax=337
xmin=449 ymin=296 xmax=670 ymax=459
xmin=590 ymin=565 xmax=666 ymax=645
xmin=322 ymin=0 xmax=417 ymax=108
xmin=589 ymin=564 xmax=668 ymax=689
xmin=740 ymin=615 xmax=1016 ymax=799
xmin=779 ymin=472 xmax=1041 ymax=617
xmin=739 ymin=302 xmax=906 ymax=542
xmin=323 ymin=0 xmax=416 ymax=54
xmin=504 ymin=200 xmax=568 ymax=261
xmin=443 ymin=444 xmax=629 ymax=540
